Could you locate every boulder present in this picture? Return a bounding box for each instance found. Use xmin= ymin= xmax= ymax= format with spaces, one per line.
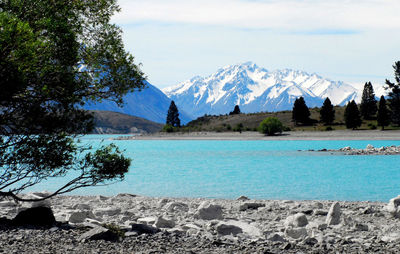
xmin=131 ymin=223 xmax=160 ymax=235
xmin=387 ymin=195 xmax=400 ymax=218
xmin=165 ymin=202 xmax=189 ymax=212
xmin=67 ymin=210 xmax=96 ymax=224
xmin=79 ymin=226 xmax=120 ymax=242
xmin=354 ymin=223 xmax=368 ymax=231
xmin=239 ymin=202 xmax=265 ymax=211
xmin=284 ymin=213 xmax=308 ymax=227
xmin=268 ymin=233 xmax=286 ymax=242
xmin=326 ymin=202 xmax=341 ymax=225
xmin=154 ymin=216 xmax=175 ymax=228
xmin=137 ymin=217 xmax=156 ymax=225
xmin=236 ymin=196 xmax=250 ymax=201
xmin=284 ymin=227 xmax=308 ymax=239
xmin=13 ymin=206 xmax=55 ymax=227
xmin=94 ymin=207 xmax=121 ymax=217
xmin=216 ymin=223 xmax=243 ymax=236
xmin=194 ymin=202 xmax=223 ymax=220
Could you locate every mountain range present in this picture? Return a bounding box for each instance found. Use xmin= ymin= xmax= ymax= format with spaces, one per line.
xmin=163 ymin=62 xmax=366 ymax=118
xmin=84 ymin=81 xmax=192 ymax=124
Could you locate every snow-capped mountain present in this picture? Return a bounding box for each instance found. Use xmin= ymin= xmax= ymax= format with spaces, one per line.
xmin=163 ymin=62 xmax=361 ymax=118
xmin=84 ymin=81 xmax=193 ymax=124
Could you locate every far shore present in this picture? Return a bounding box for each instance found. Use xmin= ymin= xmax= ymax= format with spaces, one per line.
xmin=130 ymin=130 xmax=400 ymax=141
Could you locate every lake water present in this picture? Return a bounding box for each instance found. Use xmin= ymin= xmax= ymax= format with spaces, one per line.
xmin=28 ymin=135 xmax=400 ymax=202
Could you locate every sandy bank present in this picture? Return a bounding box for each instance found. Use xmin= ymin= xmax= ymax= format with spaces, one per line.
xmin=131 ymin=130 xmax=400 ymax=141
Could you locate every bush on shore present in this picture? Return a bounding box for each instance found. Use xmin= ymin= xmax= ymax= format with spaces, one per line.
xmin=259 ymin=117 xmax=283 ymax=136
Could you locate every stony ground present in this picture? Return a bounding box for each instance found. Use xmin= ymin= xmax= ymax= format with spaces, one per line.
xmin=2 ymin=193 xmax=400 ymax=253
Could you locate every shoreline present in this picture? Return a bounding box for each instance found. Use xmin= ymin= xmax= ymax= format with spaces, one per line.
xmin=2 ymin=193 xmax=400 ymax=253
xmin=130 ymin=130 xmax=400 ymax=141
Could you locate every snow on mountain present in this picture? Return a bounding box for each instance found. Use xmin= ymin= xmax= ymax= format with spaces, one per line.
xmin=163 ymin=62 xmax=364 ymax=118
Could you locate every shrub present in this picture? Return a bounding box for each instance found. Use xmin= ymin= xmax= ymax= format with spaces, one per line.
xmin=325 ymin=126 xmax=333 ymax=131
xmin=259 ymin=117 xmax=283 ymax=136
xmin=163 ymin=124 xmax=174 ymax=133
xmin=368 ymin=123 xmax=377 ymax=130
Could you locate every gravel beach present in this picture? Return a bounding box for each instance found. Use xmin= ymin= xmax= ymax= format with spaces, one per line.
xmin=2 ymin=193 xmax=400 ymax=253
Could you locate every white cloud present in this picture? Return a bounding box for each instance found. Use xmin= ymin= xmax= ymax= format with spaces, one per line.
xmin=114 ymin=0 xmax=400 ymax=31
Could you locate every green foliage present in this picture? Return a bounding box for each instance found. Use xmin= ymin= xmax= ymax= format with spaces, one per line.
xmin=233 ymin=123 xmax=244 ymax=133
xmin=325 ymin=126 xmax=333 ymax=131
xmin=360 ymin=82 xmax=377 ymax=120
xmin=386 ymin=62 xmax=400 ymax=126
xmin=102 ymin=223 xmax=125 ymax=239
xmin=377 ymin=96 xmax=390 ymax=130
xmin=166 ymin=101 xmax=181 ymax=127
xmin=0 ymin=0 xmax=144 ymax=201
xmin=292 ymin=97 xmax=311 ymax=125
xmin=162 ymin=124 xmax=175 ymax=133
xmin=344 ymin=100 xmax=362 ymax=129
xmin=229 ymin=105 xmax=241 ymax=115
xmin=320 ymin=97 xmax=335 ymax=125
xmin=259 ymin=117 xmax=283 ymax=136
xmin=367 ymin=123 xmax=377 ymax=130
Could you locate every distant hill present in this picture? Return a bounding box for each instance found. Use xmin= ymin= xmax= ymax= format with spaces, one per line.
xmin=90 ymin=110 xmax=163 ymax=134
xmin=84 ymin=81 xmax=193 ymax=124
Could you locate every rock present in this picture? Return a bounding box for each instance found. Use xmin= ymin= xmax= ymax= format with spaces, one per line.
xmin=67 ymin=211 xmax=96 ymax=224
xmin=79 ymin=226 xmax=119 ymax=242
xmin=354 ymin=223 xmax=368 ymax=231
xmin=366 ymin=144 xmax=374 ymax=150
xmin=13 ymin=206 xmax=55 ymax=227
xmin=216 ymin=223 xmax=243 ymax=236
xmin=194 ymin=202 xmax=223 ymax=220
xmin=326 ymin=202 xmax=341 ymax=225
xmin=387 ymin=195 xmax=400 ymax=218
xmin=158 ymin=198 xmax=170 ymax=208
xmin=268 ymin=233 xmax=286 ymax=242
xmin=314 ymin=209 xmax=328 ymax=216
xmin=381 ymin=232 xmax=400 ymax=242
xmin=302 ymin=237 xmax=318 ymax=246
xmin=165 ymin=202 xmax=189 ymax=212
xmin=318 ymin=223 xmax=327 ymax=231
xmin=284 ymin=213 xmax=308 ymax=227
xmin=0 ymin=201 xmax=17 ymax=208
xmin=137 ymin=217 xmax=156 ymax=225
xmin=239 ymin=202 xmax=265 ymax=211
xmin=22 ymin=193 xmax=51 ymax=208
xmin=154 ymin=216 xmax=175 ymax=228
xmin=94 ymin=207 xmax=121 ymax=217
xmin=72 ymin=204 xmax=91 ymax=210
xmin=131 ymin=223 xmax=160 ymax=235
xmin=237 ymin=195 xmax=250 ymax=201
xmin=284 ymin=227 xmax=308 ymax=239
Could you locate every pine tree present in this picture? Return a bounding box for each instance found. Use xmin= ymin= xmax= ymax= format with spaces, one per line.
xmin=344 ymin=100 xmax=362 ymax=129
xmin=229 ymin=105 xmax=241 ymax=115
xmin=386 ymin=61 xmax=400 ymax=126
xmin=292 ymin=97 xmax=310 ymax=125
xmin=166 ymin=101 xmax=181 ymax=127
xmin=360 ymin=82 xmax=378 ymax=119
xmin=320 ymin=97 xmax=335 ymax=125
xmin=377 ymin=96 xmax=390 ymax=130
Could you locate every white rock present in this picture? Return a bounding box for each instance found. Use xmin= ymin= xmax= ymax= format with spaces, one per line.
xmin=217 ymin=220 xmax=262 ymax=238
xmin=155 ymin=216 xmax=175 ymax=228
xmin=165 ymin=202 xmax=189 ymax=212
xmin=194 ymin=202 xmax=223 ymax=220
xmin=387 ymin=195 xmax=400 ymax=218
xmin=137 ymin=217 xmax=156 ymax=225
xmin=0 ymin=201 xmax=17 ymax=207
xmin=182 ymin=223 xmax=201 ymax=231
xmin=284 ymin=213 xmax=308 ymax=227
xmin=285 ymin=227 xmax=308 ymax=239
xmin=94 ymin=207 xmax=121 ymax=217
xmin=366 ymin=144 xmax=374 ymax=150
xmin=72 ymin=203 xmax=91 ymax=210
xmin=326 ymin=202 xmax=341 ymax=225
xmin=67 ymin=210 xmax=96 ymax=223
xmin=381 ymin=232 xmax=400 ymax=242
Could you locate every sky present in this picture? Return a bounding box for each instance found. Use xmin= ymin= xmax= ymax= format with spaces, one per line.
xmin=112 ymin=0 xmax=400 ymax=90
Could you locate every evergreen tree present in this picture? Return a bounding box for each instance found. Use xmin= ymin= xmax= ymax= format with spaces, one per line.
xmin=386 ymin=61 xmax=400 ymax=126
xmin=292 ymin=97 xmax=310 ymax=125
xmin=229 ymin=105 xmax=241 ymax=115
xmin=360 ymin=82 xmax=378 ymax=119
xmin=166 ymin=101 xmax=181 ymax=127
xmin=377 ymin=96 xmax=390 ymax=130
xmin=320 ymin=97 xmax=335 ymax=125
xmin=344 ymin=100 xmax=362 ymax=129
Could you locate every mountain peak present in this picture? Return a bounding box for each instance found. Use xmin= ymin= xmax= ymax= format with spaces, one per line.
xmin=163 ymin=62 xmax=361 ymax=118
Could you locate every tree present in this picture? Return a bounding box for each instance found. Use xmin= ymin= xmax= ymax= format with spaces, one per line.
xmin=292 ymin=97 xmax=310 ymax=125
xmin=320 ymin=97 xmax=335 ymax=125
xmin=386 ymin=61 xmax=400 ymax=126
xmin=377 ymin=96 xmax=390 ymax=130
xmin=344 ymin=100 xmax=362 ymax=129
xmin=259 ymin=117 xmax=283 ymax=136
xmin=0 ymin=0 xmax=145 ymax=202
xmin=166 ymin=101 xmax=181 ymax=127
xmin=360 ymin=82 xmax=378 ymax=119
xmin=229 ymin=105 xmax=241 ymax=115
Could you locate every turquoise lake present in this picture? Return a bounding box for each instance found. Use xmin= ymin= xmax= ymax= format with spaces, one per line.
xmin=29 ymin=135 xmax=400 ymax=202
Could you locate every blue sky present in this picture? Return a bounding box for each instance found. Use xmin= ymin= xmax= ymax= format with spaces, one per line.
xmin=113 ymin=0 xmax=400 ymax=89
